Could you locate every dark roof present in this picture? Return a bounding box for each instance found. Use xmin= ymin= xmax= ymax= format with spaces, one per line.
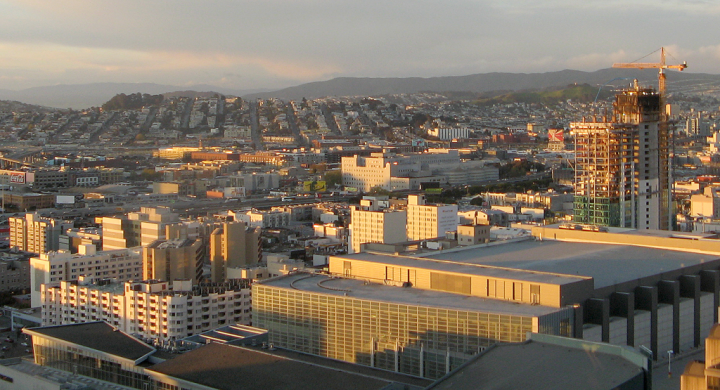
xmin=148 ymin=343 xmax=432 ymax=390
xmin=25 ymin=322 xmax=154 ymax=361
xmin=427 ymin=340 xmax=644 ymax=390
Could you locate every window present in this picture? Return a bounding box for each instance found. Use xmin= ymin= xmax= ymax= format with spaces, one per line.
xmin=430 ymin=273 xmax=470 ymax=295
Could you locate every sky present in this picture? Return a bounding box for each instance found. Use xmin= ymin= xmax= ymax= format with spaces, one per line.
xmin=1 ymin=0 xmax=719 ymax=92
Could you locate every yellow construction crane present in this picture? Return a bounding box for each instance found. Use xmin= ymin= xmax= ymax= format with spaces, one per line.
xmin=612 ymin=47 xmax=687 ymax=100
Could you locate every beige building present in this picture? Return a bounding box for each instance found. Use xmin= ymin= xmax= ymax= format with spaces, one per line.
xmin=143 ymin=239 xmax=203 ymax=284
xmin=102 ymin=207 xmax=180 ymax=250
xmin=155 ymin=146 xmax=201 ymax=160
xmin=682 ymin=324 xmax=720 ymax=390
xmin=691 ymin=186 xmax=720 ymax=218
xmin=406 ymin=194 xmax=458 ymax=241
xmin=29 ymin=245 xmax=142 ymax=307
xmin=209 ymin=221 xmax=261 ymax=282
xmin=349 ymin=198 xmax=406 ymax=254
xmin=153 ymin=181 xmax=206 ymax=197
xmin=457 ymin=224 xmax=490 ymax=245
xmin=3 ymin=192 xmax=55 ymax=210
xmin=41 ymin=278 xmax=252 ymax=340
xmin=10 ymin=213 xmax=72 ymax=254
xmin=0 ymin=258 xmax=30 ymax=293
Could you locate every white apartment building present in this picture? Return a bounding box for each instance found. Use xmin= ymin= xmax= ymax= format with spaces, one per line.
xmin=691 ymin=186 xmax=720 ymax=218
xmin=30 ymin=245 xmax=142 ymax=307
xmin=10 ymin=213 xmax=73 ymax=254
xmin=342 ymin=150 xmax=460 ymax=192
xmin=427 ymin=127 xmax=470 ymax=141
xmin=349 ymin=198 xmax=406 ymax=254
xmin=40 ymin=278 xmax=252 ymax=341
xmin=406 ymin=194 xmax=458 ymax=241
xmin=234 ymin=209 xmax=291 ymax=228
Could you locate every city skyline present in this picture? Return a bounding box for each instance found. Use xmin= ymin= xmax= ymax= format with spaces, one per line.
xmin=1 ymin=0 xmax=720 ymax=91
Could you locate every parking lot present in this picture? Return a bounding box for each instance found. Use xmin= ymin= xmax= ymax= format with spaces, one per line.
xmin=0 ymin=315 xmax=32 ymax=359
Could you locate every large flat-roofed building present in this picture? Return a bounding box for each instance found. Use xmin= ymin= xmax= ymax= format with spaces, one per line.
xmin=256 ymin=225 xmax=720 ymax=380
xmin=21 ymin=321 xmax=431 ymax=390
xmin=428 ymin=333 xmax=650 ymax=390
xmin=426 ymin=225 xmax=720 ymax=361
xmin=254 ymin=273 xmax=577 ymax=379
xmin=253 ymin=252 xmax=586 ymax=379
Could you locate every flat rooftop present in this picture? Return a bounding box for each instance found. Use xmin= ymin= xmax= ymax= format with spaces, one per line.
xmin=25 ymin=322 xmax=154 ymax=362
xmin=428 ymin=338 xmax=644 ymax=390
xmin=147 ymin=342 xmax=431 ymax=390
xmin=262 ymin=273 xmax=566 ymax=317
xmin=341 ymin=251 xmax=589 ymax=286
xmin=423 ymin=239 xmax=718 ymax=289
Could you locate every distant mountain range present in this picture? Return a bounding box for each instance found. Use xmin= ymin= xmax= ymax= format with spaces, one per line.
xmin=2 ymin=68 xmax=719 ymax=109
xmin=245 ymin=68 xmax=720 ymax=100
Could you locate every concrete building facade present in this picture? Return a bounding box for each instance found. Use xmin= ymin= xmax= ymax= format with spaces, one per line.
xmin=406 ymin=195 xmax=458 ymax=241
xmin=349 ymin=198 xmax=407 ymax=254
xmin=209 ymin=221 xmax=261 ymax=283
xmin=40 ymin=278 xmax=252 ymax=340
xmin=102 ymin=207 xmax=180 ymax=250
xmin=143 ymin=239 xmax=203 ymax=284
xmin=10 ymin=213 xmax=72 ymax=254
xmin=30 ymin=245 xmax=142 ymax=307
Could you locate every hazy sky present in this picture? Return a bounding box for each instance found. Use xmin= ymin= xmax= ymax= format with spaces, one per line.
xmin=1 ymin=0 xmax=719 ymax=91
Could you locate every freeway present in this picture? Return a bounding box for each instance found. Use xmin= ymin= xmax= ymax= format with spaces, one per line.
xmin=19 ymin=194 xmax=356 ymax=221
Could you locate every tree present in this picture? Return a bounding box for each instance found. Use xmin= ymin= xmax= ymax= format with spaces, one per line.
xmin=140 ymin=168 xmax=161 ymax=181
xmin=324 ymin=170 xmax=342 ymax=188
xmin=470 ymin=197 xmax=484 ymax=206
xmin=368 ymin=186 xmax=390 ymax=196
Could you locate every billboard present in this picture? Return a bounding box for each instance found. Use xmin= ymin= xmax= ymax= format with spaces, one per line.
xmin=223 ymin=187 xmax=246 ymax=198
xmin=548 ymin=129 xmax=564 ymax=142
xmin=56 ymin=195 xmax=76 ymax=204
xmin=412 ymin=139 xmax=426 ymax=148
xmin=303 ymin=181 xmax=326 ymax=192
xmin=9 ymin=173 xmax=25 ymax=184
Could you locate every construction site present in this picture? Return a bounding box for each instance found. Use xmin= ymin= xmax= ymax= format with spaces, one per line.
xmin=572 ymin=48 xmax=685 ymax=230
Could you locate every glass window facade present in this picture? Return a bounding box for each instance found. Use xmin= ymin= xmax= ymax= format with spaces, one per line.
xmin=31 ymin=336 xmax=192 ymax=390
xmin=253 ymin=284 xmax=573 ymax=379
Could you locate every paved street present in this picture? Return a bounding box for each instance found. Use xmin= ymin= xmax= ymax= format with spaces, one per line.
xmin=652 ymin=348 xmax=704 ymax=390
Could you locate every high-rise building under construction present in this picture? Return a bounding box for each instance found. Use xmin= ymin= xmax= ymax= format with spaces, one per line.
xmin=572 ymin=81 xmax=670 ymax=229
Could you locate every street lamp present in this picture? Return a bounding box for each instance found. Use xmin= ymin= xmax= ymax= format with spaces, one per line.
xmin=668 ymin=350 xmax=674 ymax=378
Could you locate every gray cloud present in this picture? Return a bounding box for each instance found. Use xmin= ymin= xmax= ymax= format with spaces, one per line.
xmin=0 ymin=0 xmax=717 ymax=90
